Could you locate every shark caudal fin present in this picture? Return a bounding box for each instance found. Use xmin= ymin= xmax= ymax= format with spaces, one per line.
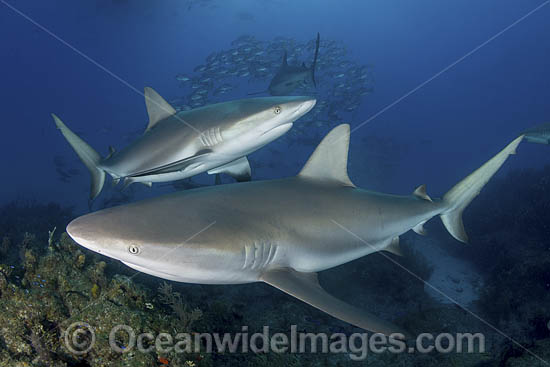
xmin=52 ymin=114 xmax=105 ymax=200
xmin=440 ymin=135 xmax=524 ymax=243
xmin=310 ymin=32 xmax=320 ymax=88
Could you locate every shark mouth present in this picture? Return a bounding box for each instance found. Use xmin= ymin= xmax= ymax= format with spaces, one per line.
xmin=120 ymin=261 xmax=182 ymax=281
xmin=261 ymin=122 xmax=293 ymax=137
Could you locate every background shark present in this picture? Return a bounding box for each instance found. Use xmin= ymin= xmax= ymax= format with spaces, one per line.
xmin=268 ymin=32 xmax=320 ymax=96
xmin=53 ymin=88 xmax=315 ymax=200
xmin=66 ymin=124 xmax=523 ymax=335
xmin=522 ymin=122 xmax=550 ymax=145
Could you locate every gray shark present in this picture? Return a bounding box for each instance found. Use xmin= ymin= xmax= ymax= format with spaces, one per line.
xmin=268 ymin=33 xmax=320 ymax=96
xmin=66 ymin=124 xmax=523 ymax=335
xmin=522 ymin=122 xmax=550 ymax=145
xmin=52 ymin=88 xmax=316 ymax=200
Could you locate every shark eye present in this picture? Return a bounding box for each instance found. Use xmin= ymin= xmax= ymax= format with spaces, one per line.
xmin=128 ymin=245 xmax=140 ymax=255
xmin=274 ymin=106 xmax=282 ymax=114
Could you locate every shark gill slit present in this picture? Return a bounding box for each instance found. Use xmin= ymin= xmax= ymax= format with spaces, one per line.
xmin=253 ymin=242 xmax=264 ymax=270
xmin=241 ymin=244 xmax=251 ymax=269
xmin=241 ymin=242 xmax=276 ymax=270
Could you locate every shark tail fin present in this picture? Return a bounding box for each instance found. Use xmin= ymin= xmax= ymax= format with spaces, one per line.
xmin=52 ymin=114 xmax=106 ymax=200
xmin=440 ymin=135 xmax=524 ymax=243
xmin=310 ymin=32 xmax=320 ymax=88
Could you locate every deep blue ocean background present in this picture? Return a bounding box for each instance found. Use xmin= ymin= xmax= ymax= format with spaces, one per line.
xmin=2 ymin=1 xmax=550 ymax=366
xmin=2 ymin=0 xmax=549 ymax=210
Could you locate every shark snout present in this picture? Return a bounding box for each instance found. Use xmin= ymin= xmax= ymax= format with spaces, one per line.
xmin=66 ymin=214 xmax=106 ymax=255
xmin=289 ymin=97 xmax=316 ymax=120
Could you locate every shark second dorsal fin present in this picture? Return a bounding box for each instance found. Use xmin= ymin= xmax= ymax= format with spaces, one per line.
xmin=298 ymin=124 xmax=355 ymax=187
xmin=413 ymin=184 xmax=432 ymax=202
xmin=144 ymin=87 xmax=176 ymax=132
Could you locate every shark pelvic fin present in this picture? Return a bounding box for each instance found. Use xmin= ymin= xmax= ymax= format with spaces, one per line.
xmin=208 ymin=156 xmax=251 ymax=182
xmin=144 ymin=87 xmax=176 ymax=132
xmin=412 ymin=221 xmax=428 ymax=236
xmin=298 ymin=124 xmax=355 ymax=187
xmin=261 ymin=267 xmax=408 ymax=336
xmin=383 ymin=237 xmax=403 ymax=256
xmin=413 ymin=184 xmax=432 ymax=202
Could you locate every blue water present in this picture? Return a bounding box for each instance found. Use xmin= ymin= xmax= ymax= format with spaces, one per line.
xmin=2 ymin=2 xmax=550 ymax=365
xmin=2 ymin=0 xmax=549 ymax=208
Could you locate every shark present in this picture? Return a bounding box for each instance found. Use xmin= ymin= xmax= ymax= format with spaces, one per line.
xmin=66 ymin=124 xmax=523 ymax=335
xmin=522 ymin=122 xmax=550 ymax=145
xmin=52 ymin=88 xmax=316 ymax=200
xmin=268 ymin=33 xmax=320 ymax=96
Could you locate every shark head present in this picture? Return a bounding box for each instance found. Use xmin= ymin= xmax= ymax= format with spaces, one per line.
xmin=66 ymin=206 xmax=191 ymax=281
xmin=217 ymin=96 xmax=316 ymax=153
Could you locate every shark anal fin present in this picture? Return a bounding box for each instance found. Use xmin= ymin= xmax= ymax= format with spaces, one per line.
xmin=261 ymin=267 xmax=408 ymax=336
xmin=298 ymin=124 xmax=355 ymax=187
xmin=144 ymin=87 xmax=176 ymax=132
xmin=208 ymin=156 xmax=251 ymax=182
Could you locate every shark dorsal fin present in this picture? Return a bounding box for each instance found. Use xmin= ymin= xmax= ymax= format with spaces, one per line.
xmin=298 ymin=124 xmax=355 ymax=187
xmin=144 ymin=87 xmax=176 ymax=132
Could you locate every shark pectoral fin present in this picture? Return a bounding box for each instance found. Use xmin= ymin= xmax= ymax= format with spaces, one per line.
xmin=144 ymin=87 xmax=176 ymax=132
xmin=525 ymin=135 xmax=550 ymax=145
xmin=261 ymin=267 xmax=408 ymax=336
xmin=207 ymin=156 xmax=251 ymax=182
xmin=131 ymin=149 xmax=212 ymax=177
xmin=298 ymin=124 xmax=355 ymax=187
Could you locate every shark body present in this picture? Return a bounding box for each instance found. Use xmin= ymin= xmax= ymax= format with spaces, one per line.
xmin=53 ymin=88 xmax=315 ymax=199
xmin=67 ymin=125 xmax=523 ymax=335
xmin=268 ymin=33 xmax=320 ymax=96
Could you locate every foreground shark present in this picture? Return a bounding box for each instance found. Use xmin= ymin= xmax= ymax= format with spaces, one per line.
xmin=67 ymin=124 xmax=523 ymax=335
xmin=53 ymin=88 xmax=316 ymax=199
xmin=268 ymin=33 xmax=320 ymax=96
xmin=522 ymin=122 xmax=550 ymax=145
